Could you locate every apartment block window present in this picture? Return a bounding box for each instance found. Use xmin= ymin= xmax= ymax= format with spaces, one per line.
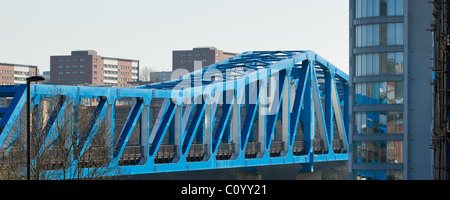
xmin=14 ymin=71 xmax=29 ymax=75
xmin=355 ymin=0 xmax=403 ymax=19
xmin=355 ymin=52 xmax=403 ymax=76
xmin=355 ymin=23 xmax=403 ymax=47
xmin=355 ymin=81 xmax=403 ymax=105
xmin=58 ymin=72 xmax=63 ymax=75
xmin=58 ymin=59 xmax=63 ymax=63
xmin=80 ymin=58 xmax=85 ymax=62
xmin=355 ymin=111 xmax=403 ymax=134
xmin=94 ymin=65 xmax=97 ymax=68
xmin=73 ymin=65 xmax=77 ymax=68
xmin=66 ymin=72 xmax=70 ymax=75
xmin=14 ymin=77 xmax=26 ymax=81
xmin=355 ymin=170 xmax=402 ymax=180
xmin=354 ymin=141 xmax=403 ymax=164
xmin=80 ymin=71 xmax=85 ymax=74
xmin=58 ymin=66 xmax=63 ymax=69
xmin=80 ymin=65 xmax=85 ymax=68
xmin=66 ymin=65 xmax=71 ymax=69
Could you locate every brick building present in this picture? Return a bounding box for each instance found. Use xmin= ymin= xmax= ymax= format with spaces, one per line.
xmin=50 ymin=50 xmax=139 ymax=87
xmin=172 ymin=47 xmax=237 ymax=72
xmin=0 ymin=63 xmax=39 ymax=85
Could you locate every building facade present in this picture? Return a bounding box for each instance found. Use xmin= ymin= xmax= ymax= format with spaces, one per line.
xmin=349 ymin=0 xmax=434 ymax=180
xmin=150 ymin=71 xmax=172 ymax=83
xmin=50 ymin=50 xmax=139 ymax=88
xmin=0 ymin=63 xmax=38 ymax=85
xmin=172 ymin=47 xmax=237 ymax=72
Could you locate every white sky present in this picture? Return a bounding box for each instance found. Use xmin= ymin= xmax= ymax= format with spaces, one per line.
xmin=0 ymin=0 xmax=349 ymax=74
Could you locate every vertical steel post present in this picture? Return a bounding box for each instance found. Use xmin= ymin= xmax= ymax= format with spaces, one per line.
xmin=26 ymin=81 xmax=30 ymax=180
xmin=25 ymin=76 xmax=45 ymax=180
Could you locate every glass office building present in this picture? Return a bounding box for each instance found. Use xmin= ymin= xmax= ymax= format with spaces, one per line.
xmin=349 ymin=0 xmax=434 ymax=180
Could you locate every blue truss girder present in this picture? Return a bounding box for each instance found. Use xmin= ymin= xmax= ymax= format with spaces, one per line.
xmin=0 ymin=50 xmax=348 ymax=179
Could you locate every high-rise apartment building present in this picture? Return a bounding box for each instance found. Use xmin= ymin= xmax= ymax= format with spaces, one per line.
xmin=0 ymin=63 xmax=39 ymax=85
xmin=50 ymin=50 xmax=139 ymax=88
xmin=349 ymin=0 xmax=434 ymax=180
xmin=172 ymin=47 xmax=237 ymax=72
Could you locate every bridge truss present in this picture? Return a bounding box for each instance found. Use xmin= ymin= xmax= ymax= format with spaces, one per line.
xmin=0 ymin=50 xmax=348 ymax=179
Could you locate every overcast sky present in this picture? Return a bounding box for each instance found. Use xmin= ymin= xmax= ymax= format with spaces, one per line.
xmin=0 ymin=0 xmax=349 ymax=74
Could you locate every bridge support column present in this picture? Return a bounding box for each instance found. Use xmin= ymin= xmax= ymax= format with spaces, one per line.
xmin=296 ymin=163 xmax=321 ymax=180
xmin=299 ymin=163 xmax=314 ymax=173
xmin=237 ymin=167 xmax=262 ymax=180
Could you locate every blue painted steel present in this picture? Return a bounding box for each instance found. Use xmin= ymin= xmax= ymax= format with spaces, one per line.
xmin=0 ymin=50 xmax=349 ymax=179
xmin=113 ymin=98 xmax=143 ymax=159
xmin=149 ymin=101 xmax=177 ymax=157
xmin=79 ymin=97 xmax=109 ymax=158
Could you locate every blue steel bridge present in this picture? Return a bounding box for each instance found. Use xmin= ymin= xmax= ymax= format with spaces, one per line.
xmin=0 ymin=50 xmax=348 ymax=179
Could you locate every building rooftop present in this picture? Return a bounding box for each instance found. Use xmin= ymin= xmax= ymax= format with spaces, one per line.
xmin=71 ymin=50 xmax=98 ymax=56
xmin=0 ymin=63 xmax=38 ymax=68
xmin=102 ymin=56 xmax=140 ymax=62
xmin=193 ymin=47 xmax=217 ymax=50
xmin=52 ymin=50 xmax=139 ymax=62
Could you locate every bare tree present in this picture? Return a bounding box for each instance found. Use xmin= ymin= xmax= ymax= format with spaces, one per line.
xmin=0 ymin=95 xmax=121 ymax=180
xmin=139 ymin=66 xmax=153 ymax=82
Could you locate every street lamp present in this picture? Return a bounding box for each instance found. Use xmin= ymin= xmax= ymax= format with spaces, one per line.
xmin=26 ymin=76 xmax=45 ymax=180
